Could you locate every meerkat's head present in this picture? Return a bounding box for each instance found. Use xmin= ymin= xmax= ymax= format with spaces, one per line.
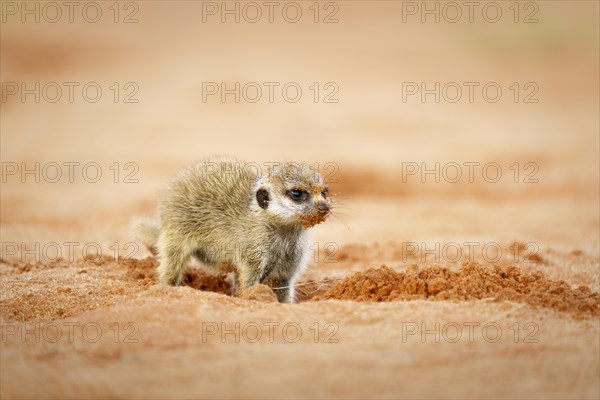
xmin=252 ymin=163 xmax=331 ymax=228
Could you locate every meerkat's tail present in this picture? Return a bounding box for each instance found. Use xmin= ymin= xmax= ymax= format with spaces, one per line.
xmin=132 ymin=217 xmax=160 ymax=256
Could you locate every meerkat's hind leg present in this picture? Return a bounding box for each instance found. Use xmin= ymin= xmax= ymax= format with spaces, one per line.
xmin=157 ymin=238 xmax=193 ymax=286
xmin=236 ymin=261 xmax=265 ymax=296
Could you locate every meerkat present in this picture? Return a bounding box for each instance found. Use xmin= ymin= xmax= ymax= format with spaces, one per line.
xmin=133 ymin=156 xmax=331 ymax=303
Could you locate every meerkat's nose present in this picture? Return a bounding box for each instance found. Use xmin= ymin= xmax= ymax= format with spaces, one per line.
xmin=316 ymin=202 xmax=330 ymax=214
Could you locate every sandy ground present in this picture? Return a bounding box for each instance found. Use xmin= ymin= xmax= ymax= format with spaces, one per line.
xmin=1 ymin=1 xmax=599 ymax=399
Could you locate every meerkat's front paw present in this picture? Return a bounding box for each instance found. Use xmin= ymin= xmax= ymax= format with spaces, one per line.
xmin=271 ymin=279 xmax=294 ymax=303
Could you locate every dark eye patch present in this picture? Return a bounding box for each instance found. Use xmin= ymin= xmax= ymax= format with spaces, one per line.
xmin=256 ymin=188 xmax=270 ymax=209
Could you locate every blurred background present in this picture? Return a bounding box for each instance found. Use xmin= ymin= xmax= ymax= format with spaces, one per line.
xmin=1 ymin=2 xmax=599 ymax=399
xmin=1 ymin=0 xmax=598 ymax=260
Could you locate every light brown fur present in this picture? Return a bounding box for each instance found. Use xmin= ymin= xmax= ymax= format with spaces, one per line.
xmin=134 ymin=156 xmax=331 ymax=303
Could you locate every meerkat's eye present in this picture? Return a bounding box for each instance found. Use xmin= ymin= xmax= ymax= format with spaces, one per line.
xmin=288 ymin=189 xmax=309 ymax=202
xmin=321 ymin=189 xmax=329 ymax=198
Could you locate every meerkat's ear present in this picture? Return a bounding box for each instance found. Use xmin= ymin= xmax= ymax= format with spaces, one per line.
xmin=256 ymin=188 xmax=270 ymax=209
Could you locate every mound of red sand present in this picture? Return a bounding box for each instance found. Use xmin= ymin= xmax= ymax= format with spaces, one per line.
xmin=317 ymin=264 xmax=600 ymax=318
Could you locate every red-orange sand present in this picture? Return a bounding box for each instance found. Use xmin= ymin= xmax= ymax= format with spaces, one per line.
xmin=2 ymin=2 xmax=599 ymax=399
xmin=2 ymin=239 xmax=600 ymax=399
xmin=318 ymin=264 xmax=599 ymax=318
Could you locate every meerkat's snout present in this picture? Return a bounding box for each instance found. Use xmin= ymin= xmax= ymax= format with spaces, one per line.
xmin=316 ymin=201 xmax=330 ymax=215
xmin=315 ymin=188 xmax=331 ymax=215
xmin=307 ymin=190 xmax=331 ymax=225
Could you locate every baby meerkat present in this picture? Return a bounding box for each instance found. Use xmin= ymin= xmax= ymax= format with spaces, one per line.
xmin=133 ymin=156 xmax=331 ymax=303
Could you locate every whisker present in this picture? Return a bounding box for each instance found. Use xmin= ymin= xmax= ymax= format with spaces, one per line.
xmin=330 ymin=209 xmax=351 ymax=216
xmin=330 ymin=202 xmax=353 ymax=211
xmin=330 ymin=214 xmax=351 ymax=230
xmin=272 ymin=278 xmax=343 ymax=293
